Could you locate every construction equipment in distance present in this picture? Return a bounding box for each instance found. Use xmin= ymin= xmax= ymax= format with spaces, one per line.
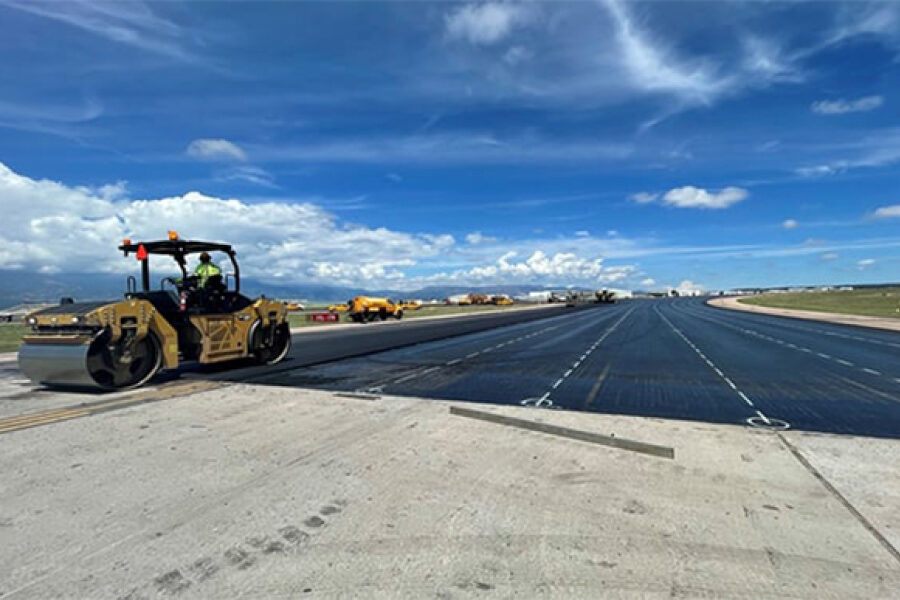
xmin=18 ymin=234 xmax=291 ymax=390
xmin=595 ymin=289 xmax=617 ymax=303
xmin=491 ymin=295 xmax=513 ymax=305
xmin=339 ymin=296 xmax=405 ymax=323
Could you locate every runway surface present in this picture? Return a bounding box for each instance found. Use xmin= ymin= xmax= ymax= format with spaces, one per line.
xmin=256 ymin=298 xmax=900 ymax=439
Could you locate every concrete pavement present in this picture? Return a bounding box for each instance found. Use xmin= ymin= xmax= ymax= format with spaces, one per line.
xmin=2 ymin=297 xmax=899 ymax=597
xmin=0 ymin=384 xmax=898 ymax=598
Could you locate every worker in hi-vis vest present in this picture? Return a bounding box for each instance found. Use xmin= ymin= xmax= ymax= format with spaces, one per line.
xmin=193 ymin=252 xmax=221 ymax=288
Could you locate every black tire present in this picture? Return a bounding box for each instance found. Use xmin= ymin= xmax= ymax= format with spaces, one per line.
xmin=395 ymin=310 xmax=403 ymax=320
xmin=253 ymin=322 xmax=292 ymax=365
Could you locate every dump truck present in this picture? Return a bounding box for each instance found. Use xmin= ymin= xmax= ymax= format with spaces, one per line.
xmin=341 ymin=296 xmax=404 ymax=323
xmin=17 ymin=234 xmax=291 ymax=390
xmin=468 ymin=293 xmax=490 ymax=305
xmin=491 ymin=295 xmax=513 ymax=306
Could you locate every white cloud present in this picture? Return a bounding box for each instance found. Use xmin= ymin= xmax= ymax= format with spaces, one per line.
xmin=186 ymin=138 xmax=247 ymax=162
xmin=601 ymin=0 xmax=729 ymax=104
xmin=422 ymin=250 xmax=635 ymax=286
xmin=812 ymin=95 xmax=884 ymax=115
xmin=214 ymin=165 xmax=276 ymax=188
xmin=640 ymin=277 xmax=656 ymax=286
xmin=782 ymin=219 xmax=798 ymax=229
xmin=465 ymin=231 xmax=497 ymax=245
xmin=675 ymin=280 xmax=704 ymax=294
xmin=661 ymin=186 xmax=748 ymax=210
xmin=820 ymin=252 xmax=838 ymax=261
xmin=0 ymin=0 xmax=199 ymax=64
xmin=795 ymin=165 xmax=837 ymax=178
xmin=630 ymin=192 xmax=658 ymax=204
xmin=857 ymin=258 xmax=875 ymax=270
xmin=0 ymin=162 xmax=644 ymax=290
xmin=575 ymin=230 xmax=590 ymax=238
xmin=445 ymin=2 xmax=531 ymax=45
xmin=0 ymin=161 xmax=445 ymax=286
xmin=873 ymin=204 xmax=900 ymax=219
xmin=503 ymin=45 xmax=533 ymax=66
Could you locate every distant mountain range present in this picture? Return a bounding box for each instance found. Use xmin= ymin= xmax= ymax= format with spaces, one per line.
xmin=0 ymin=269 xmax=579 ymax=309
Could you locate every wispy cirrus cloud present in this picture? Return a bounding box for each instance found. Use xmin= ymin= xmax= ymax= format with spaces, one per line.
xmin=0 ymin=0 xmax=201 ymax=63
xmin=812 ymin=95 xmax=884 ymax=115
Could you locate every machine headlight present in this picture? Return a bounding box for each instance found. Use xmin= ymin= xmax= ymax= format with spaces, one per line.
xmin=71 ymin=316 xmax=82 ymax=324
xmin=27 ymin=317 xmax=36 ymax=325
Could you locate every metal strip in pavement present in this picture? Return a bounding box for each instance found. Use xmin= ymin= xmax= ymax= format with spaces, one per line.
xmin=778 ymin=433 xmax=900 ymax=566
xmin=449 ymin=405 xmax=675 ymax=459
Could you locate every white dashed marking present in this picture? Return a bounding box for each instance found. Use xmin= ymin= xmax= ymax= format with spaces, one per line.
xmin=524 ymin=307 xmax=635 ymax=408
xmin=656 ymin=307 xmax=782 ymax=429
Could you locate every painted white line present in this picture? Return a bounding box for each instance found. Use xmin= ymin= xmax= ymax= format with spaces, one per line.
xmin=818 ymin=353 xmax=831 ymax=359
xmin=656 ymin=306 xmax=780 ymax=428
xmin=836 ymin=359 xmax=854 ymax=367
xmin=445 ymin=358 xmax=462 ymax=366
xmin=551 ymin=378 xmax=565 ymax=389
xmin=863 ymin=368 xmax=882 ymax=376
xmin=466 ymin=352 xmax=480 ymax=359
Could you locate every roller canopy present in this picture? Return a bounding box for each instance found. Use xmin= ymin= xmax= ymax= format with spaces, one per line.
xmin=119 ymin=240 xmax=234 ymax=257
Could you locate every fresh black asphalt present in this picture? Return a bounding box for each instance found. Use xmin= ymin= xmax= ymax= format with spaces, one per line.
xmin=252 ymin=298 xmax=900 ymax=439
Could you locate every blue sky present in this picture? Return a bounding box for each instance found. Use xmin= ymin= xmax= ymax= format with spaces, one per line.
xmin=0 ymin=0 xmax=899 ymax=292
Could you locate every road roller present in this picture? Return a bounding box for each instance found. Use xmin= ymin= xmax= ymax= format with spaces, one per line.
xmin=18 ymin=234 xmax=292 ymax=391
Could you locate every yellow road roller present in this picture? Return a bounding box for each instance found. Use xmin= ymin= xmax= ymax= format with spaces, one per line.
xmin=18 ymin=235 xmax=291 ymax=390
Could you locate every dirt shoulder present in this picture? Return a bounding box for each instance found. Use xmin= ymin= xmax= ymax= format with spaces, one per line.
xmin=708 ymin=296 xmax=900 ymax=333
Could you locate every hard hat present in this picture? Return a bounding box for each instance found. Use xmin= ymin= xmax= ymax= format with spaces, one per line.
xmin=199 ymin=252 xmax=211 ymax=262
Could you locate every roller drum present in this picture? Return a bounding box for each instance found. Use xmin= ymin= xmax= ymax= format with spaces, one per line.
xmin=17 ymin=341 xmax=100 ymax=390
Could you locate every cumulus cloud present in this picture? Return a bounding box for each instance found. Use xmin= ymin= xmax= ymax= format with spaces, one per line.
xmin=873 ymin=204 xmax=900 ymax=219
xmin=662 ymin=186 xmax=748 ymax=209
xmin=0 ymin=162 xmax=641 ymax=290
xmin=812 ymin=95 xmax=883 ymax=115
xmin=423 ymin=250 xmax=635 ymax=286
xmin=782 ymin=219 xmax=798 ymax=229
xmin=640 ymin=277 xmax=656 ymax=286
xmin=820 ymin=252 xmax=838 ymax=261
xmin=0 ymin=161 xmax=444 ymax=286
xmin=675 ymin=280 xmax=704 ymax=294
xmin=444 ymin=2 xmax=532 ymax=45
xmin=857 ymin=258 xmax=875 ymax=270
xmin=186 ymin=138 xmax=247 ymax=162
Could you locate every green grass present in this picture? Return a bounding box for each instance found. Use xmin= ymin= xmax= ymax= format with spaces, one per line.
xmin=739 ymin=287 xmax=900 ymax=319
xmin=287 ymin=302 xmax=527 ymax=328
xmin=0 ymin=324 xmax=27 ymax=352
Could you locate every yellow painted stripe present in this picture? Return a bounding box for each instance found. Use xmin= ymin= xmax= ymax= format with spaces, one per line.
xmin=0 ymin=410 xmax=90 ymax=433
xmin=0 ymin=408 xmax=89 ymax=427
xmin=0 ymin=379 xmax=227 ymax=436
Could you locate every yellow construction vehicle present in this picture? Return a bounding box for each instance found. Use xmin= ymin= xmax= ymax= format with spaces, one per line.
xmin=18 ymin=235 xmax=291 ymax=390
xmin=341 ymin=296 xmax=404 ymax=323
xmin=491 ymin=295 xmax=513 ymax=306
xmin=399 ymin=299 xmax=422 ymax=311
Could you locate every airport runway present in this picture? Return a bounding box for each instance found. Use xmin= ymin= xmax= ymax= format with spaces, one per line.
xmin=255 ymin=298 xmax=900 ymax=439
